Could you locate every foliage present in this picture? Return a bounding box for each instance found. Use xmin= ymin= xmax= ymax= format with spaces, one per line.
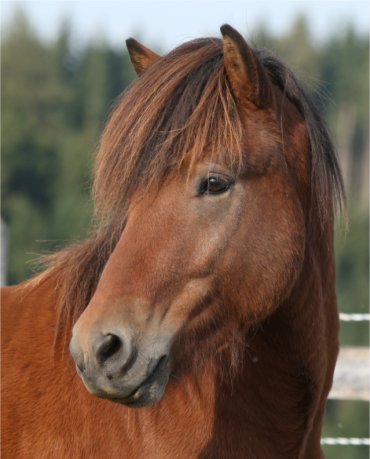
xmin=2 ymin=11 xmax=134 ymax=282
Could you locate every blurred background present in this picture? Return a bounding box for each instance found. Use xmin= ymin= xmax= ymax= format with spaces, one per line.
xmin=1 ymin=1 xmax=369 ymax=457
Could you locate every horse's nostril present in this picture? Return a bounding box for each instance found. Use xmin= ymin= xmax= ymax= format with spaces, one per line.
xmin=95 ymin=334 xmax=122 ymax=365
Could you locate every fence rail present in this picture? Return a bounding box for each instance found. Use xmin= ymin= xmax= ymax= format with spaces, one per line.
xmin=330 ymin=309 xmax=369 ymax=401
xmin=321 ymin=437 xmax=370 ymax=446
xmin=339 ymin=313 xmax=370 ymax=322
xmin=324 ymin=313 xmax=369 ymax=448
xmin=329 ymin=346 xmax=369 ymax=401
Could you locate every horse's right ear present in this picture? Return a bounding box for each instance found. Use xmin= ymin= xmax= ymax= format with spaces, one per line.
xmin=220 ymin=24 xmax=271 ymax=108
xmin=126 ymin=38 xmax=161 ymax=76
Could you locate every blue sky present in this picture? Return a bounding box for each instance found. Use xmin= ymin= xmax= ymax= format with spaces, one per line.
xmin=2 ymin=1 xmax=369 ymax=51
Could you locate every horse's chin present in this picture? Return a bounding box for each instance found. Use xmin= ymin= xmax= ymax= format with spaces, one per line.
xmin=113 ymin=366 xmax=170 ymax=408
xmin=111 ymin=374 xmax=169 ymax=408
xmin=80 ymin=355 xmax=170 ymax=409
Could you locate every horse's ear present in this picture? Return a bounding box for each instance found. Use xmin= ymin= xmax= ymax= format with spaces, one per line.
xmin=220 ymin=24 xmax=271 ymax=108
xmin=126 ymin=38 xmax=160 ymax=76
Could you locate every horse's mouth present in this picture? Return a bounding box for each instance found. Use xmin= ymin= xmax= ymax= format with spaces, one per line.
xmin=110 ymin=356 xmax=169 ymax=408
xmin=79 ymin=354 xmax=170 ymax=408
xmin=113 ymin=355 xmax=170 ymax=408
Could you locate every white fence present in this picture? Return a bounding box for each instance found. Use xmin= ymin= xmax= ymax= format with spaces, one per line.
xmin=322 ymin=313 xmax=369 ymax=448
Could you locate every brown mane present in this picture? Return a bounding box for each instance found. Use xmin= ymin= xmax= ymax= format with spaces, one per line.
xmin=39 ymin=37 xmax=344 ymax=339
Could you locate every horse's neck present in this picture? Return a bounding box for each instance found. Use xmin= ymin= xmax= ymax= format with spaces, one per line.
xmin=137 ymin=322 xmax=311 ymax=458
xmin=195 ymin=257 xmax=336 ymax=458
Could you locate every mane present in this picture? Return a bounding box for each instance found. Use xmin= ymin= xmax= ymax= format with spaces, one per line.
xmin=257 ymin=50 xmax=345 ymax=223
xmin=37 ymin=37 xmax=344 ymax=340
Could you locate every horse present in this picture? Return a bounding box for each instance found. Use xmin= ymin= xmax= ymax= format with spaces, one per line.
xmin=2 ymin=24 xmax=344 ymax=458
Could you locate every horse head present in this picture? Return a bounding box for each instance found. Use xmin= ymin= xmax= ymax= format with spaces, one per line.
xmin=70 ymin=25 xmax=322 ymax=408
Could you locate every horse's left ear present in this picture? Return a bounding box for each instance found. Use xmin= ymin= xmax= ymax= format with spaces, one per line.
xmin=126 ymin=38 xmax=161 ymax=76
xmin=220 ymin=24 xmax=272 ymax=108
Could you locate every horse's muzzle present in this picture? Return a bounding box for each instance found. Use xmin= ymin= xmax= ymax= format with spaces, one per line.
xmin=69 ymin=329 xmax=171 ymax=408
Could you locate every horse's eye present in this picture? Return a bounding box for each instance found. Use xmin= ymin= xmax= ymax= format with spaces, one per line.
xmin=198 ymin=176 xmax=232 ymax=196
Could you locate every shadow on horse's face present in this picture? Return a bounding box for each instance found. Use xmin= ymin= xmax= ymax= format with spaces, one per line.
xmin=70 ymin=155 xmax=305 ymax=407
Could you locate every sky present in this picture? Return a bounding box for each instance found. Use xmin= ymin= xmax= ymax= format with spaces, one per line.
xmin=1 ymin=0 xmax=369 ymax=51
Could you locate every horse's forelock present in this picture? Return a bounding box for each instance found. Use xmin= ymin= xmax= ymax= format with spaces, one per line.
xmin=93 ymin=38 xmax=244 ymax=227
